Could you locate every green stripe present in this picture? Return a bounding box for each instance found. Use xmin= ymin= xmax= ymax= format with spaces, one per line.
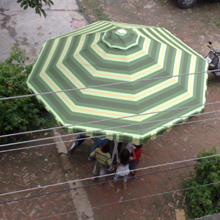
xmin=27 ymin=21 xmax=208 ymax=144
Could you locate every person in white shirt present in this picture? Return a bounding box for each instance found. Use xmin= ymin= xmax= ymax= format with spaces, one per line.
xmin=110 ymin=148 xmax=135 ymax=189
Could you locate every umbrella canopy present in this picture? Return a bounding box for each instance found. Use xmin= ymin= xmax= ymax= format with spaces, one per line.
xmin=27 ymin=21 xmax=208 ymax=144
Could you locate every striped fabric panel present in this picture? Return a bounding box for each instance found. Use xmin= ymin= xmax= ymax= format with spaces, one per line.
xmin=91 ymin=148 xmax=111 ymax=165
xmin=27 ymin=21 xmax=208 ymax=144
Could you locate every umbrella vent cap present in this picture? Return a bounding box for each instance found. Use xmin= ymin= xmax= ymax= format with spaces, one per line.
xmin=116 ymin=29 xmax=127 ymax=36
xmin=102 ymin=27 xmax=140 ymax=50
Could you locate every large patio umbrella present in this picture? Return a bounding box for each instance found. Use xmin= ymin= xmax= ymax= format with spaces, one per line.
xmin=27 ymin=21 xmax=208 ymax=145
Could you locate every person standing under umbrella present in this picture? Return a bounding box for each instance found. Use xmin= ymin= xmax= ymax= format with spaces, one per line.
xmin=88 ymin=137 xmax=110 ymax=161
xmin=126 ymin=143 xmax=143 ymax=177
xmin=110 ymin=148 xmax=130 ymax=189
xmin=89 ymin=143 xmax=112 ymax=185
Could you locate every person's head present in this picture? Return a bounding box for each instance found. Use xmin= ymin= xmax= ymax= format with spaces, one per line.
xmin=102 ymin=144 xmax=110 ymax=153
xmin=134 ymin=144 xmax=142 ymax=150
xmin=119 ymin=148 xmax=130 ymax=165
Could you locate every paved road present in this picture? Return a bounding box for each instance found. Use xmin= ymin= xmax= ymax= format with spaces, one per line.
xmin=0 ymin=0 xmax=87 ymax=62
xmin=68 ymin=78 xmax=220 ymax=219
xmin=0 ymin=136 xmax=78 ymax=219
xmin=0 ymin=1 xmax=89 ymax=219
xmin=1 ymin=0 xmax=220 ymax=219
xmin=81 ymin=0 xmax=220 ymax=56
xmin=67 ymin=0 xmax=220 ymax=219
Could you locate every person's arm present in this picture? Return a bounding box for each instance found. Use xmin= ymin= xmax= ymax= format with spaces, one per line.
xmin=89 ymin=150 xmax=96 ymax=158
xmin=131 ymin=148 xmax=136 ymax=160
xmin=112 ymin=162 xmax=120 ymax=168
xmin=106 ymin=157 xmax=112 ymax=166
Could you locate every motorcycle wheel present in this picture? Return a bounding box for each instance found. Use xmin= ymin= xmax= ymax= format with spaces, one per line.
xmin=177 ymin=0 xmax=197 ymax=9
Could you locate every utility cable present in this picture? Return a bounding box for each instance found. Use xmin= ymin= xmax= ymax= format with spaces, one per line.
xmin=2 ymin=99 xmax=220 ymax=139
xmin=2 ymin=116 xmax=220 ymax=198
xmin=1 ymin=147 xmax=220 ymax=197
xmin=1 ymin=68 xmax=218 ymax=101
xmin=1 ymin=107 xmax=220 ymax=148
xmin=0 ymin=158 xmax=219 ymax=204
xmin=1 ymin=112 xmax=220 ymax=154
xmin=35 ymin=179 xmax=220 ymax=220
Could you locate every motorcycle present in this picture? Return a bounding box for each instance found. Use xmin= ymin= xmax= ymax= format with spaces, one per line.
xmin=69 ymin=134 xmax=87 ymax=153
xmin=69 ymin=134 xmax=94 ymax=153
xmin=205 ymin=41 xmax=220 ymax=76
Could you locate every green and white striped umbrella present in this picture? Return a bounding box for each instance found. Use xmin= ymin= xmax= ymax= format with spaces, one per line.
xmin=27 ymin=21 xmax=208 ymax=144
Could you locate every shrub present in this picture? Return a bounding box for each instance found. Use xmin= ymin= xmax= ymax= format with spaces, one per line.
xmin=17 ymin=0 xmax=54 ymax=18
xmin=0 ymin=47 xmax=45 ymax=144
xmin=183 ymin=147 xmax=220 ymax=218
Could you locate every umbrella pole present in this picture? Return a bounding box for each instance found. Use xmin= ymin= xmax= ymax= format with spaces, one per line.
xmin=112 ymin=139 xmax=119 ymax=164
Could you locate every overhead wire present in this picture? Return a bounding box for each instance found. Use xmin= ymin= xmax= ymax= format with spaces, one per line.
xmin=1 ymin=97 xmax=219 ymax=204
xmin=1 ymin=65 xmax=219 ymax=206
xmin=1 ymin=68 xmax=217 ymax=101
xmin=0 ymin=25 xmax=218 ymax=219
xmin=1 ymin=110 xmax=220 ymax=199
xmin=2 ymin=99 xmax=220 ymax=139
xmin=1 ymin=155 xmax=220 ymax=199
xmin=1 ymin=106 xmax=220 ymax=149
xmin=35 ymin=180 xmax=220 ymax=220
xmin=0 ymin=158 xmax=219 ymax=205
xmin=1 ymin=111 xmax=220 ymax=154
xmin=1 ymin=67 xmax=219 ymax=149
xmin=1 ymin=61 xmax=218 ymax=144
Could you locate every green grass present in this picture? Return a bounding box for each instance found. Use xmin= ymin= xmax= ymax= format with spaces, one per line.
xmin=209 ymin=18 xmax=220 ymax=28
xmin=93 ymin=7 xmax=110 ymax=21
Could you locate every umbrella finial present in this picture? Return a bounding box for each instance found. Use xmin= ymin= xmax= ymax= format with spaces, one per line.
xmin=102 ymin=27 xmax=140 ymax=50
xmin=116 ymin=29 xmax=127 ymax=36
